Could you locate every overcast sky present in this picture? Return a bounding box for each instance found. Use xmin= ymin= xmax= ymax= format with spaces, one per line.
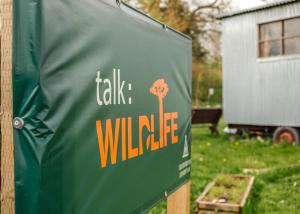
xmin=232 ymin=0 xmax=265 ymax=9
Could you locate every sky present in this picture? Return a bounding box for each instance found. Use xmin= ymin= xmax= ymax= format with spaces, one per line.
xmin=232 ymin=0 xmax=265 ymax=9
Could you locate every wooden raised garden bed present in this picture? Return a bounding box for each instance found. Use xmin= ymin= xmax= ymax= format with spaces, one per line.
xmin=196 ymin=175 xmax=255 ymax=214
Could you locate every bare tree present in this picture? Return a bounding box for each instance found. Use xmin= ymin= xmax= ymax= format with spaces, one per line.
xmin=125 ymin=0 xmax=229 ymax=61
xmin=125 ymin=0 xmax=230 ymax=105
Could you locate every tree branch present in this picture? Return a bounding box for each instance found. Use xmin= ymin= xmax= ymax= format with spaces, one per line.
xmin=191 ymin=0 xmax=219 ymax=17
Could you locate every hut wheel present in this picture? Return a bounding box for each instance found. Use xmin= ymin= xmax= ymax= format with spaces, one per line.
xmin=273 ymin=127 xmax=300 ymax=145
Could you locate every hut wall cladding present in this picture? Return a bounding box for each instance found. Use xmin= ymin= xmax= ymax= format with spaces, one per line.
xmin=222 ymin=1 xmax=300 ymax=127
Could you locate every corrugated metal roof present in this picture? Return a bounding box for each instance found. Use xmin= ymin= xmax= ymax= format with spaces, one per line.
xmin=217 ymin=0 xmax=299 ymax=19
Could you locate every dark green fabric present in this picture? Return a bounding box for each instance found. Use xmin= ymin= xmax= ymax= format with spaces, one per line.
xmin=13 ymin=0 xmax=192 ymax=213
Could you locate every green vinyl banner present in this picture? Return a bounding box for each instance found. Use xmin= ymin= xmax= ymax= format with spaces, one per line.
xmin=13 ymin=0 xmax=192 ymax=213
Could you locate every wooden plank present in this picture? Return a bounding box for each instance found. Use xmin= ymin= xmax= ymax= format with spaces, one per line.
xmin=240 ymin=176 xmax=255 ymax=207
xmin=197 ymin=201 xmax=241 ymax=213
xmin=1 ymin=0 xmax=15 ymax=213
xmin=196 ymin=181 xmax=215 ymax=203
xmin=167 ymin=181 xmax=190 ymax=214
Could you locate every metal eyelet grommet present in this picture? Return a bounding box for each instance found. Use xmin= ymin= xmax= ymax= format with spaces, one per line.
xmin=13 ymin=117 xmax=25 ymax=129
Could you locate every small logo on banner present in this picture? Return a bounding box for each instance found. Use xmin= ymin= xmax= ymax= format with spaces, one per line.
xmin=182 ymin=135 xmax=189 ymax=158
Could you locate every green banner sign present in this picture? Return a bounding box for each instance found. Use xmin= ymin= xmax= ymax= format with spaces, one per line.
xmin=13 ymin=0 xmax=192 ymax=213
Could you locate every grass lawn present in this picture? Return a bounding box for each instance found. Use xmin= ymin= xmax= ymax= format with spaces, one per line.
xmin=149 ymin=122 xmax=300 ymax=213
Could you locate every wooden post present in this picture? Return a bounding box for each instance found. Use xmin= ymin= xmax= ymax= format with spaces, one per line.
xmin=1 ymin=0 xmax=15 ymax=213
xmin=167 ymin=181 xmax=190 ymax=214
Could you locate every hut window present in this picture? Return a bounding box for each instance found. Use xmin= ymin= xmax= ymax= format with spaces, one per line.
xmin=284 ymin=17 xmax=300 ymax=55
xmin=259 ymin=21 xmax=282 ymax=58
xmin=259 ymin=17 xmax=300 ymax=58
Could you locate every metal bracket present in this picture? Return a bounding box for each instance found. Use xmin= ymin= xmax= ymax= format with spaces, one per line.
xmin=116 ymin=0 xmax=122 ymax=7
xmin=163 ymin=24 xmax=167 ymax=31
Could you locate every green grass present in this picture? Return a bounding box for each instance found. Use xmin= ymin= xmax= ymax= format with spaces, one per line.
xmin=149 ymin=122 xmax=300 ymax=213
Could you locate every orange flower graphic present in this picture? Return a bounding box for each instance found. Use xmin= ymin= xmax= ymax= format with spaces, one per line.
xmin=150 ymin=79 xmax=169 ymax=147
